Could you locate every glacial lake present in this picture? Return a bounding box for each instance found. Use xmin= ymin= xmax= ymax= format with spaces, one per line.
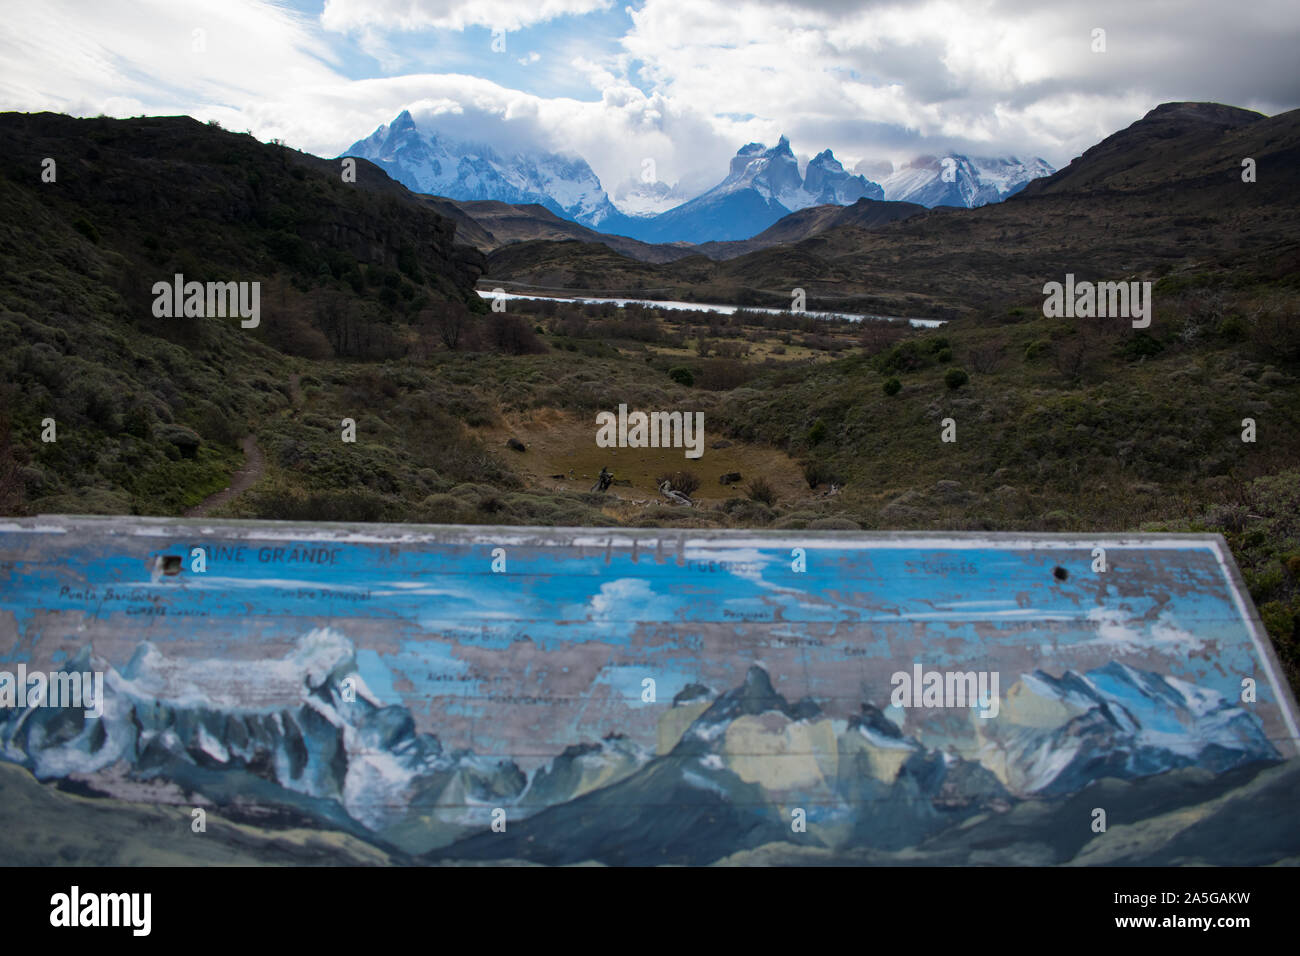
xmin=476 ymin=289 xmax=946 ymax=328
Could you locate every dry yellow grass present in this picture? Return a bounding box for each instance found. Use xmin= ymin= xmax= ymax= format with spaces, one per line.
xmin=482 ymin=407 xmax=808 ymax=504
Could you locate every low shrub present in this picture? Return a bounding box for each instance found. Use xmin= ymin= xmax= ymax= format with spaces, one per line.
xmin=656 ymin=470 xmax=701 ymax=497
xmin=746 ymin=476 xmax=778 ymax=506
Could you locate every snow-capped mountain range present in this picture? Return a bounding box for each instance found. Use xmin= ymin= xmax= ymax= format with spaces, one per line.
xmin=721 ymin=137 xmax=883 ymax=210
xmin=610 ymin=177 xmax=691 ymax=217
xmin=2 ymin=632 xmax=1278 ymax=864
xmin=618 ymin=136 xmax=886 ymax=244
xmin=872 ymin=154 xmax=1057 ymax=208
xmin=440 ymin=662 xmax=1279 ymax=865
xmin=344 ymin=111 xmax=1054 ymax=244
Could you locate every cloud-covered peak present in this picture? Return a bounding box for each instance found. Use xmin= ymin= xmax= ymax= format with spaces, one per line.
xmin=345 ymin=110 xmax=633 ymax=230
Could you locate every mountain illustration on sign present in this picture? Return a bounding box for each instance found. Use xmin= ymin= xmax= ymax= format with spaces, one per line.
xmin=0 ymin=633 xmax=1283 ymax=865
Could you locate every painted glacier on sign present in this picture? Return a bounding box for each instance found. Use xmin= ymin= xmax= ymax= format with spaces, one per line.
xmin=0 ymin=518 xmax=1297 ymax=865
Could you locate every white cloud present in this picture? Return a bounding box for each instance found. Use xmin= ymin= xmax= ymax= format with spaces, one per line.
xmin=320 ymin=0 xmax=613 ymax=33
xmin=588 ymin=578 xmax=656 ymax=619
xmin=1082 ymin=606 xmax=1206 ymax=654
xmin=614 ymin=0 xmax=1299 ymax=166
xmin=355 ymin=26 xmax=405 ymax=72
xmin=0 ymin=0 xmax=735 ymax=196
xmin=364 ymin=76 xmax=739 ymax=199
xmin=0 ymin=0 xmax=340 ymax=132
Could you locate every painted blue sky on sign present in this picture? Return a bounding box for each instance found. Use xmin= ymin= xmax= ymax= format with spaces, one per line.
xmin=2 ymin=527 xmax=1294 ymax=743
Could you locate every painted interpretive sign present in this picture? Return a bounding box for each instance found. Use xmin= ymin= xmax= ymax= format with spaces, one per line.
xmin=1 ymin=517 xmax=1296 ymax=865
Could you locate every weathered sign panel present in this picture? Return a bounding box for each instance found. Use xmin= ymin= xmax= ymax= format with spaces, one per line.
xmin=1 ymin=517 xmax=1297 ymax=865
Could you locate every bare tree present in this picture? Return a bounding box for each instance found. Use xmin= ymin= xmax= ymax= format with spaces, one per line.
xmin=967 ymin=339 xmax=1007 ymax=374
xmin=859 ymin=320 xmax=906 ymax=356
xmin=432 ymin=300 xmax=472 ymax=351
xmin=1050 ymin=317 xmax=1118 ymax=381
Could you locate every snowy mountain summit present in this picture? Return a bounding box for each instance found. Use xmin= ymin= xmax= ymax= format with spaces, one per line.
xmin=343 ymin=110 xmax=631 ymax=231
xmin=712 ymin=136 xmax=883 ymax=211
xmin=872 ymin=154 xmax=1055 ymax=208
xmin=618 ymin=136 xmax=885 ymax=243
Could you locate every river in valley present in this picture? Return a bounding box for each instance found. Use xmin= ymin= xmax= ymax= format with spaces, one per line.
xmin=475 ymin=289 xmax=946 ymax=328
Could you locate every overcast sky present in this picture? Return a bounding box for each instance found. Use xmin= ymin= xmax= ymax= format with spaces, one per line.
xmin=3 ymin=0 xmax=1297 ymax=195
